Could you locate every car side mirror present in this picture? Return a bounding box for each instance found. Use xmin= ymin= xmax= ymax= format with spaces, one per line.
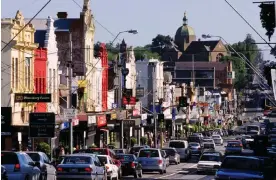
xmin=214 ymin=165 xmax=220 ymax=169
xmin=28 ymin=162 xmax=36 ymax=166
xmin=35 ymin=161 xmax=40 ymax=167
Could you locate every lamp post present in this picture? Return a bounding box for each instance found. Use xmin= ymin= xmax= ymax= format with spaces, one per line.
xmin=111 ymin=30 xmax=138 ymax=45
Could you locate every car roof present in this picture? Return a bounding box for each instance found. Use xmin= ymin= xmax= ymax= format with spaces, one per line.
xmin=65 ymin=153 xmax=96 ymax=157
xmin=225 ymin=155 xmax=259 ymax=160
xmin=139 ymin=148 xmax=159 ymax=150
xmin=97 ymin=155 xmax=109 ymax=157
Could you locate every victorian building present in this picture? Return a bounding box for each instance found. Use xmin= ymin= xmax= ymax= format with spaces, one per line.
xmin=125 ymin=47 xmax=137 ymax=97
xmin=1 ymin=10 xmax=38 ymax=150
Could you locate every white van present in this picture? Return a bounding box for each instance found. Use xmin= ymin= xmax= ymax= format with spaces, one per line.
xmin=168 ymin=140 xmax=189 ymax=161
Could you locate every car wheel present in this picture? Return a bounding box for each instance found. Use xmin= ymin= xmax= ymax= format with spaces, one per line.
xmin=159 ymin=170 xmax=164 ymax=174
xmin=164 ymin=169 xmax=167 ymax=173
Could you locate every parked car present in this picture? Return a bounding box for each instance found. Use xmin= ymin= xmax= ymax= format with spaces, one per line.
xmin=212 ymin=135 xmax=223 ymax=145
xmin=1 ymin=165 xmax=8 ymax=180
xmin=129 ymin=146 xmax=149 ymax=157
xmin=225 ymin=141 xmax=243 ymax=155
xmin=56 ymin=154 xmax=106 ymax=180
xmin=97 ymin=155 xmax=119 ymax=180
xmin=202 ymin=143 xmax=215 ymax=151
xmin=161 ymin=148 xmax=180 ymax=164
xmin=1 ymin=151 xmax=41 ymax=180
xmin=116 ymin=154 xmax=142 ymax=178
xmin=197 ymin=151 xmax=223 ymax=174
xmin=168 ymin=140 xmax=190 ymax=161
xmin=137 ymin=148 xmax=167 ymax=174
xmin=26 ymin=151 xmax=56 ymax=180
xmin=188 ymin=142 xmax=202 ymax=156
xmin=241 ymin=135 xmax=254 ymax=148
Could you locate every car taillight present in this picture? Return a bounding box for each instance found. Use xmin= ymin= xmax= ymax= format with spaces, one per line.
xmin=131 ymin=162 xmax=135 ymax=168
xmin=84 ymin=168 xmax=92 ymax=172
xmin=158 ymin=160 xmax=162 ymax=164
xmin=239 ymin=144 xmax=243 ymax=147
xmin=106 ymin=165 xmax=110 ymax=170
xmin=14 ymin=164 xmax=20 ymax=171
xmin=57 ymin=167 xmax=63 ymax=172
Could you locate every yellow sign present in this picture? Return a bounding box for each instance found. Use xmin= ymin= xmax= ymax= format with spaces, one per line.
xmin=78 ymin=80 xmax=87 ymax=88
xmin=111 ymin=113 xmax=117 ymax=120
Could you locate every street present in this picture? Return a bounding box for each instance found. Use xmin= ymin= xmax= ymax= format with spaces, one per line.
xmin=122 ymin=138 xmax=228 ymax=180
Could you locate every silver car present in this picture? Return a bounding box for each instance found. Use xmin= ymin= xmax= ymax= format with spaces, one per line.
xmin=2 ymin=151 xmax=41 ymax=180
xmin=137 ymin=148 xmax=167 ymax=174
xmin=56 ymin=154 xmax=106 ymax=180
xmin=161 ymin=148 xmax=180 ymax=164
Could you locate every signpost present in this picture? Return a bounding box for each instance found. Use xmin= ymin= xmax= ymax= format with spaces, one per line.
xmin=64 ymin=109 xmax=77 ymax=120
xmin=14 ymin=93 xmax=52 ymax=103
xmin=29 ymin=113 xmax=55 ymax=138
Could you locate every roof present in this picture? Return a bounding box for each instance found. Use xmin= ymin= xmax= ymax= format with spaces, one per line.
xmin=34 ymin=30 xmax=46 ymax=48
xmin=185 ymin=40 xmax=219 ymax=53
xmin=176 ymin=25 xmax=195 ymax=37
xmin=175 ymin=62 xmax=228 ymax=71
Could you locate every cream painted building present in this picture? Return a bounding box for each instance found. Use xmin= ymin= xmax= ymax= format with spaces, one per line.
xmin=86 ymin=57 xmax=102 ymax=112
xmin=125 ymin=47 xmax=137 ymax=97
xmin=1 ymin=10 xmax=38 ymax=126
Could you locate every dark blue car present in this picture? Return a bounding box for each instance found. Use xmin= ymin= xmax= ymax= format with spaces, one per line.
xmin=215 ymin=156 xmax=274 ymax=180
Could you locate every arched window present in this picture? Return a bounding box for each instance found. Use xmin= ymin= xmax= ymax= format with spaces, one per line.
xmin=216 ymin=53 xmax=224 ymax=61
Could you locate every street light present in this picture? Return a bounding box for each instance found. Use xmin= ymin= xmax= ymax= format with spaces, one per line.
xmin=111 ymin=30 xmax=138 ymax=45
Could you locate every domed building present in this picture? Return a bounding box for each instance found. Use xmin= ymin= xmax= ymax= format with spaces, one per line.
xmin=174 ymin=12 xmax=196 ymax=51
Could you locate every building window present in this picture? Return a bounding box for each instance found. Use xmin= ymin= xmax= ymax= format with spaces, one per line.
xmin=12 ymin=58 xmax=14 ymax=88
xmin=15 ymin=58 xmax=18 ymax=90
xmin=216 ymin=53 xmax=224 ymax=61
xmin=25 ymin=57 xmax=31 ymax=89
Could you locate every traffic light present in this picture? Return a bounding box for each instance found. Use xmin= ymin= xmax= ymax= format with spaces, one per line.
xmin=158 ymin=114 xmax=165 ymax=124
xmin=179 ymin=96 xmax=188 ymax=107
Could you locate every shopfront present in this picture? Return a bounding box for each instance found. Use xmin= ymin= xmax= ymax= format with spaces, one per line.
xmin=1 ymin=107 xmax=13 ymax=150
xmin=95 ymin=114 xmax=108 ymax=148
xmin=87 ymin=115 xmax=97 ymax=147
xmin=106 ymin=112 xmax=119 ymax=147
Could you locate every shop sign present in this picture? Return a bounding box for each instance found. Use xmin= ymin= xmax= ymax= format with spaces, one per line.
xmin=14 ymin=93 xmax=52 ymax=103
xmin=141 ymin=114 xmax=147 ymax=120
xmin=197 ymin=102 xmax=208 ymax=107
xmin=132 ymin=109 xmax=140 ymax=117
xmin=88 ymin=115 xmax=96 ymax=127
xmin=1 ymin=107 xmax=12 ymax=132
xmin=116 ymin=110 xmax=127 ymax=120
xmin=97 ymin=115 xmax=107 ymax=128
xmin=123 ymin=120 xmax=135 ymax=128
xmin=136 ymin=87 xmax=144 ymax=98
xmin=111 ymin=113 xmax=117 ymax=120
xmin=29 ymin=113 xmax=55 ymax=138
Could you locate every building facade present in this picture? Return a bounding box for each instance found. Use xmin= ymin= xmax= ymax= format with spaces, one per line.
xmin=99 ymin=43 xmax=108 ymax=112
xmin=1 ymin=10 xmax=38 ymax=150
xmin=125 ymin=47 xmax=137 ymax=97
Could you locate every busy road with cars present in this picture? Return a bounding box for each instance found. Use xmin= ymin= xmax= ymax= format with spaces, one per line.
xmin=1 ymin=118 xmax=276 ymax=180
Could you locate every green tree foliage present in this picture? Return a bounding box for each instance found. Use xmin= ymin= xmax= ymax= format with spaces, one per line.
xmin=221 ymin=34 xmax=262 ymax=90
xmin=134 ymin=46 xmax=160 ymax=60
xmin=259 ymin=2 xmax=275 ymax=41
xmin=263 ymin=60 xmax=276 ymax=86
xmin=151 ymin=34 xmax=173 ymax=56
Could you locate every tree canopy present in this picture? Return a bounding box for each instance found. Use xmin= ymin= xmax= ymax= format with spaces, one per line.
xmin=150 ymin=34 xmax=173 ymax=57
xmin=221 ymin=34 xmax=262 ymax=90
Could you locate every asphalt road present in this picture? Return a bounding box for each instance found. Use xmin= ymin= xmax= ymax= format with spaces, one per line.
xmin=122 ymin=137 xmax=231 ymax=180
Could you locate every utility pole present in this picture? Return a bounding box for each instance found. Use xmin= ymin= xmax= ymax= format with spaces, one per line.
xmin=171 ymin=86 xmax=175 ymax=138
xmin=152 ymin=66 xmax=157 ymax=148
xmin=66 ymin=32 xmax=73 ymax=154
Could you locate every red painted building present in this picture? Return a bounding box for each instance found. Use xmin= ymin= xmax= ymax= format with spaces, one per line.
xmin=99 ymin=43 xmax=108 ymax=111
xmin=34 ymin=48 xmax=47 ymax=112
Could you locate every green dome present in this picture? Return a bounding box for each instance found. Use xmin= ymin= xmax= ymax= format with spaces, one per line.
xmin=176 ymin=25 xmax=195 ymax=37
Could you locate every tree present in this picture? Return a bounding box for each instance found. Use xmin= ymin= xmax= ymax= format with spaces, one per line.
xmin=134 ymin=46 xmax=160 ymax=60
xmin=263 ymin=60 xmax=276 ymax=86
xmin=151 ymin=34 xmax=173 ymax=56
xmin=94 ymin=41 xmax=119 ymax=60
xmin=259 ymin=2 xmax=275 ymax=41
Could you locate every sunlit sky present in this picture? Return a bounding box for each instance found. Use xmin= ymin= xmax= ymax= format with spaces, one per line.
xmin=2 ymin=0 xmax=275 ymax=61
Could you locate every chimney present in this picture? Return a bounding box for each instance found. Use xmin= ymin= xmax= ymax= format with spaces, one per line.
xmin=57 ymin=12 xmax=68 ymax=19
xmin=198 ymin=38 xmax=201 ymax=41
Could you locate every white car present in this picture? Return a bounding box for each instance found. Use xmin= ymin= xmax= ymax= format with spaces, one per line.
xmin=212 ymin=135 xmax=223 ymax=145
xmin=197 ymin=152 xmax=222 ymax=173
xmin=97 ymin=155 xmax=119 ymax=180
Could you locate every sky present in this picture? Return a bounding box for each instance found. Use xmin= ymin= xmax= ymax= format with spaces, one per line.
xmin=2 ymin=0 xmax=275 ymax=61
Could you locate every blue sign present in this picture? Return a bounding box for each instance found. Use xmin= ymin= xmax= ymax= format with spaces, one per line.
xmin=172 ymin=108 xmax=176 ymax=120
xmin=61 ymin=122 xmax=69 ymax=130
xmin=112 ymin=103 xmax=117 ymax=109
xmin=149 ymin=105 xmax=161 ymax=113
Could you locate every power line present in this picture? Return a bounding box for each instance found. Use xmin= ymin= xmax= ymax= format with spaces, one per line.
xmin=224 ymin=0 xmax=274 ymax=49
xmin=1 ymin=0 xmax=52 ymax=51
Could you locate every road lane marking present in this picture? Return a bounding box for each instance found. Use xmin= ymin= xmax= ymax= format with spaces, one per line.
xmin=155 ymin=172 xmax=178 ymax=179
xmin=156 ymin=164 xmax=198 ymax=179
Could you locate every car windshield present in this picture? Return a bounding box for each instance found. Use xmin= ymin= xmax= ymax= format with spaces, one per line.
xmin=203 ymin=139 xmax=213 ymax=142
xmin=139 ymin=150 xmax=159 ymax=158
xmin=203 ymin=144 xmax=214 ymax=148
xmin=188 ymin=136 xmax=200 ymax=142
xmin=63 ymin=156 xmax=91 ymax=164
xmin=221 ymin=157 xmax=260 ymax=171
xmin=130 ymin=147 xmax=144 ymax=153
xmin=114 ymin=149 xmax=124 ymax=154
xmin=200 ymin=155 xmax=220 ymax=162
xmin=212 ymin=136 xmax=220 ymax=139
xmin=227 ymin=142 xmax=241 ymax=147
xmin=162 ymin=149 xmax=176 ymax=155
xmin=247 ymin=126 xmax=259 ymax=131
xmin=116 ymin=154 xmax=135 ymax=162
xmin=26 ymin=153 xmax=41 ymax=162
xmin=73 ymin=149 xmax=108 ymax=155
xmin=169 ymin=141 xmax=185 ymax=148
xmin=97 ymin=156 xmax=108 ymax=164
xmin=243 ymin=136 xmax=252 ymax=139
